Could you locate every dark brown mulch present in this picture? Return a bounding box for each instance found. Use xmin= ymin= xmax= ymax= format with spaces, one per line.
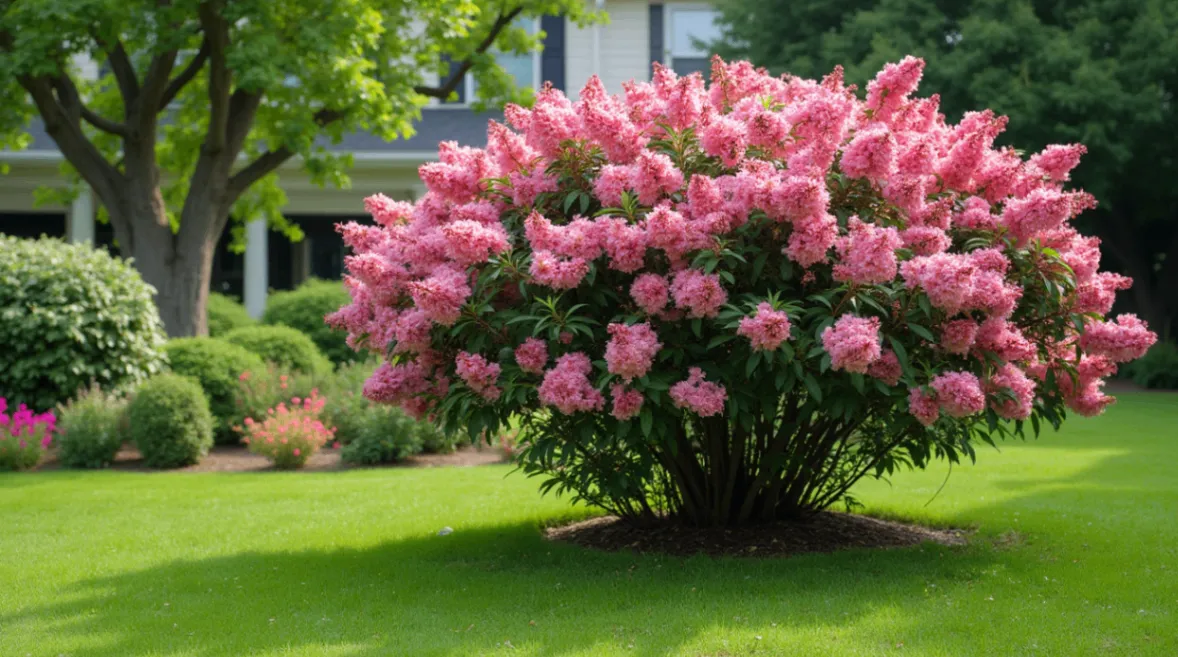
xmin=546 ymin=513 xmax=968 ymax=558
xmin=36 ymin=444 xmax=507 ymax=473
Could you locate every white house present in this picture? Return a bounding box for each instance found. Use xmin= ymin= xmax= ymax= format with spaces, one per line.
xmin=0 ymin=1 xmax=722 ymax=318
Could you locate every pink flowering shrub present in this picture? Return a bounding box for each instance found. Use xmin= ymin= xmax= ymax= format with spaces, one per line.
xmin=0 ymin=398 xmax=55 ymax=471
xmin=238 ymin=391 xmax=335 ymax=469
xmin=332 ymin=56 xmax=1156 ymax=526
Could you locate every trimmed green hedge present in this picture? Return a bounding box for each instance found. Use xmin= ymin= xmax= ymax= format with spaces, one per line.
xmin=163 ymin=337 xmax=264 ymax=444
xmin=262 ymin=279 xmax=355 ymax=366
xmin=207 ymin=292 xmax=255 ymax=337
xmin=128 ymin=374 xmax=213 ymax=468
xmin=222 ymin=325 xmax=332 ymax=375
xmin=0 ymin=236 xmax=166 ymax=410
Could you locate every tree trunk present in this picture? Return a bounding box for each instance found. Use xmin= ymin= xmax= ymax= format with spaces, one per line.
xmin=107 ymin=179 xmax=220 ymax=338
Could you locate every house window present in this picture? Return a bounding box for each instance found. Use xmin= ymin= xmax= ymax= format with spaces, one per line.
xmin=665 ymin=6 xmax=721 ymax=77
xmin=442 ymin=16 xmax=541 ymax=105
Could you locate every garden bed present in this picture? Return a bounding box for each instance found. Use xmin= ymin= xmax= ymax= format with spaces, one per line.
xmin=36 ymin=443 xmax=507 ymax=473
xmin=546 ymin=512 xmax=968 ymax=558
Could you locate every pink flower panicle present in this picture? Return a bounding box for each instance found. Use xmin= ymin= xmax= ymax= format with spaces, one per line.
xmin=822 ymin=315 xmax=883 ymax=373
xmin=737 ymin=303 xmax=792 ymax=352
xmin=604 ymin=323 xmax=663 ymax=382
xmin=669 ymin=368 xmax=728 ymax=417
xmin=538 ymin=353 xmax=605 ymax=415
xmin=514 ymin=338 xmax=549 ymax=374
xmin=929 ymin=371 xmax=986 ymax=418
xmin=455 ymin=352 xmax=502 ymax=402
xmin=610 ymin=384 xmax=644 ymax=421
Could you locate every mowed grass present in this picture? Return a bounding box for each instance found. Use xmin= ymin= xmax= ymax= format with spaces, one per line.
xmin=2 ymin=393 xmax=1176 ymax=657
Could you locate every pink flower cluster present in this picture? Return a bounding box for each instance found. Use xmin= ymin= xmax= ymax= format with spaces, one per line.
xmin=239 ymin=391 xmax=335 ymax=469
xmin=514 ymin=338 xmax=549 ymax=374
xmin=822 ymin=315 xmax=882 ymax=373
xmin=0 ymin=399 xmax=55 ymax=470
xmin=538 ymin=353 xmax=605 ymax=415
xmin=670 ymin=368 xmax=728 ymax=417
xmin=604 ymin=323 xmax=662 ymax=382
xmin=737 ymin=303 xmax=792 ymax=351
xmin=456 ymin=352 xmax=502 ymax=402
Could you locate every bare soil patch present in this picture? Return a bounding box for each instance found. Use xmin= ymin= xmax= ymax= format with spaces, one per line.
xmin=546 ymin=513 xmax=968 ymax=558
xmin=37 ymin=444 xmax=507 ymax=473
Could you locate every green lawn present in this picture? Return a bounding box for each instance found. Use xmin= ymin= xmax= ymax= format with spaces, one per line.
xmin=2 ymin=393 xmax=1176 ymax=656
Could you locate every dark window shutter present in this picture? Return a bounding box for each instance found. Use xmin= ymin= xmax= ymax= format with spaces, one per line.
xmin=540 ymin=16 xmax=565 ymax=92
xmin=649 ymin=4 xmax=665 ymax=79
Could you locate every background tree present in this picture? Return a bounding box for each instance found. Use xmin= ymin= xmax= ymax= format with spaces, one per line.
xmin=0 ymin=0 xmax=596 ymax=336
xmin=714 ymin=0 xmax=1178 ymax=339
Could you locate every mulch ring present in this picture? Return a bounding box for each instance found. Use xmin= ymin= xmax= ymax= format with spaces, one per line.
xmin=546 ymin=513 xmax=969 ymax=558
xmin=36 ymin=444 xmax=507 ymax=473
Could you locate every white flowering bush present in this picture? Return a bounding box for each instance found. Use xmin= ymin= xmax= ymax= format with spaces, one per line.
xmin=331 ymin=57 xmax=1156 ymax=526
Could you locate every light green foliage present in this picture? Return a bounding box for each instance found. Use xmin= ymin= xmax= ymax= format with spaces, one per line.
xmin=222 ymin=325 xmax=332 ymax=376
xmin=206 ymin=293 xmax=255 ymax=338
xmin=715 ymin=0 xmax=1178 ymax=336
xmin=54 ymin=384 xmax=128 ymax=469
xmin=0 ymin=394 xmax=1175 ymax=654
xmin=162 ymin=337 xmax=265 ymax=443
xmin=0 ymin=236 xmax=167 ymax=410
xmin=126 ymin=374 xmax=213 ymax=468
xmin=262 ymin=279 xmax=354 ymax=366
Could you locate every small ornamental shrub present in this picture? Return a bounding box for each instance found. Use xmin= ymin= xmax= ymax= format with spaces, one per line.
xmin=332 ymin=57 xmax=1157 ymax=526
xmin=222 ymin=325 xmax=332 ymax=376
xmin=163 ymin=337 xmax=265 ymax=444
xmin=55 ymin=384 xmax=128 ymax=469
xmin=262 ymin=279 xmax=356 ymax=366
xmin=239 ymin=391 xmax=334 ymax=469
xmin=207 ymin=292 xmax=256 ymax=337
xmin=339 ymin=406 xmax=423 ymax=465
xmin=418 ymin=421 xmax=458 ymax=454
xmin=0 ymin=236 xmax=167 ymax=410
xmin=234 ymin=365 xmax=316 ymax=435
xmin=1125 ymin=342 xmax=1178 ymax=390
xmin=127 ymin=375 xmax=214 ymax=469
xmin=0 ymin=398 xmax=55 ymax=471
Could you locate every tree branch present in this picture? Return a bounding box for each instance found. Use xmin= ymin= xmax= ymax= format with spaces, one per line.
xmin=198 ymin=0 xmax=231 ymax=153
xmin=94 ymin=36 xmax=140 ymax=105
xmin=80 ymin=105 xmax=130 ymax=136
xmin=225 ymin=108 xmax=344 ymax=202
xmin=413 ymin=6 xmax=525 ymax=100
xmin=158 ymin=38 xmax=209 ymax=111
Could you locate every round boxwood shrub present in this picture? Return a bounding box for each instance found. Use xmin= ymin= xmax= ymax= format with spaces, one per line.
xmin=163 ymin=337 xmax=264 ymax=443
xmin=262 ymin=279 xmax=355 ymax=366
xmin=222 ymin=325 xmax=332 ymax=375
xmin=54 ymin=384 xmax=128 ymax=469
xmin=207 ymin=292 xmax=255 ymax=337
xmin=128 ymin=374 xmax=213 ymax=468
xmin=0 ymin=236 xmax=167 ymax=410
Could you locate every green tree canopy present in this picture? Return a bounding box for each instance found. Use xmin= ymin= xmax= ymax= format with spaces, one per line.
xmin=0 ymin=0 xmax=598 ymax=336
xmin=715 ymin=0 xmax=1178 ymax=338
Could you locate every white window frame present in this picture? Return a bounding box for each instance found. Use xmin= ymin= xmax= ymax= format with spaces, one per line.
xmin=663 ymin=3 xmax=721 ymax=76
xmin=435 ymin=16 xmax=542 ymax=108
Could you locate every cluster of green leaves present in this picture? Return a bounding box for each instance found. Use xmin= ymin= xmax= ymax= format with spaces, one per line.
xmin=0 ymin=236 xmax=167 ymax=411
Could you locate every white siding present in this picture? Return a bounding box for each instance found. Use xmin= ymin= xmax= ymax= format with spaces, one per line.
xmin=565 ymin=0 xmax=652 ymax=99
